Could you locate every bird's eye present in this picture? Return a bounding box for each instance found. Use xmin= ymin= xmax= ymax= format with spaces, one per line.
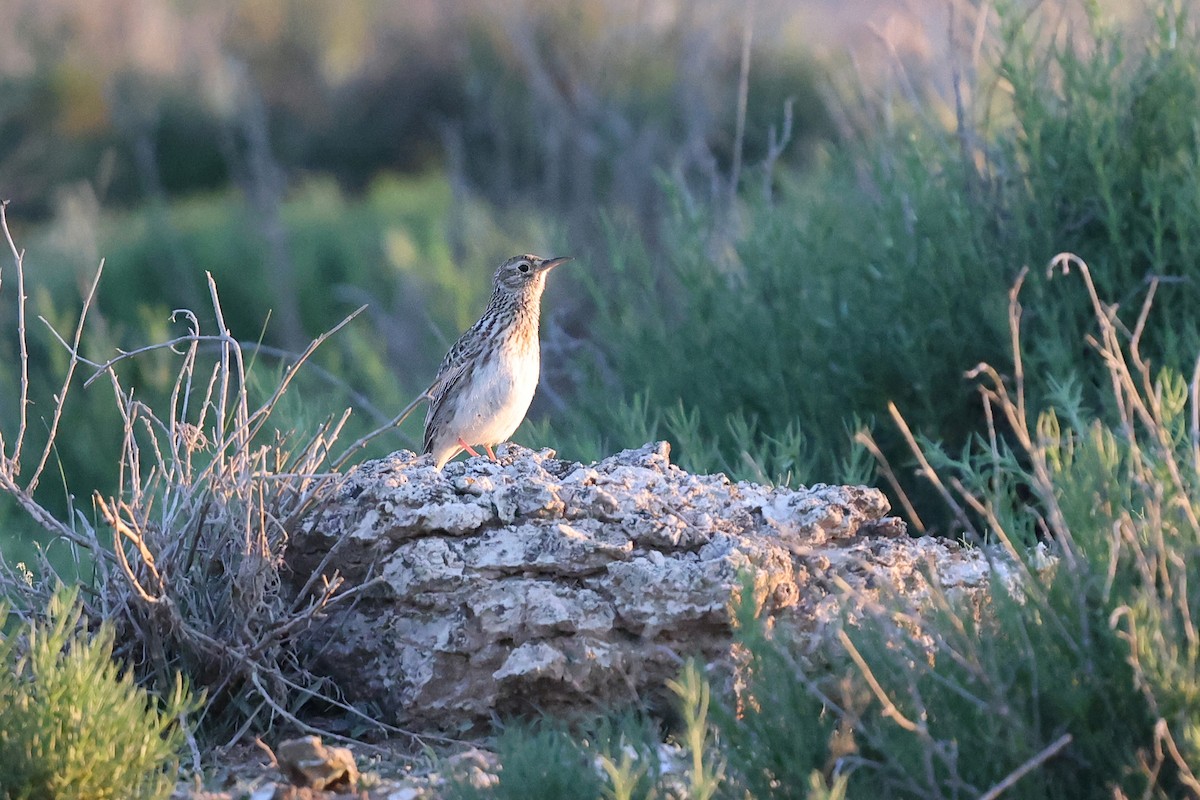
xmin=518 ymin=262 xmax=530 ymax=273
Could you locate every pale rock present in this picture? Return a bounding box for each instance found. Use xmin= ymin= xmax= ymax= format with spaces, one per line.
xmin=288 ymin=441 xmax=1007 ymax=732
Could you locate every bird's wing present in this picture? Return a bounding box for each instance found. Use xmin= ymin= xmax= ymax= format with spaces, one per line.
xmin=422 ymin=360 xmax=472 ymax=453
xmin=423 ymin=313 xmax=495 ymax=453
xmin=427 ymin=318 xmax=489 ymax=394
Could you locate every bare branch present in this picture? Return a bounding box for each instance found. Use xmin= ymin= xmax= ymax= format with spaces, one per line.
xmin=0 ymin=201 xmax=31 ymax=470
xmin=332 ymin=390 xmax=430 ymax=471
xmin=28 ymin=259 xmax=106 ymax=492
xmin=977 ymin=733 xmax=1073 ymax=800
xmin=887 ymin=401 xmax=981 ymax=540
xmin=761 ymin=97 xmax=794 ymax=205
xmin=727 ymin=0 xmax=757 ymax=216
xmin=838 ymin=628 xmax=920 ymax=734
xmin=854 ymin=427 xmax=926 ymax=533
xmin=82 ymin=334 xmax=238 ymax=388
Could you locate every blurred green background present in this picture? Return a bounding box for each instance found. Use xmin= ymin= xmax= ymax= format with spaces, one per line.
xmin=2 ymin=0 xmax=1199 ymax=561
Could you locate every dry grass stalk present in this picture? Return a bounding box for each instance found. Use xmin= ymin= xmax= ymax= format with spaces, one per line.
xmin=853 ymin=251 xmax=1200 ymax=792
xmin=0 ymin=203 xmax=439 ymax=745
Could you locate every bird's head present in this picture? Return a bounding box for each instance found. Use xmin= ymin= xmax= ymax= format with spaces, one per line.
xmin=493 ymin=254 xmax=573 ymax=295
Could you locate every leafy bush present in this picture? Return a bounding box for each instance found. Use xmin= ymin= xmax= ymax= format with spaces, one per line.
xmin=445 ymin=662 xmax=738 ymax=800
xmin=445 ymin=723 xmax=604 ymax=800
xmin=720 ymin=257 xmax=1200 ymax=797
xmin=715 ymin=587 xmax=839 ymax=800
xmin=554 ymin=1 xmax=1200 ymax=515
xmin=0 ymin=586 xmax=198 ymax=800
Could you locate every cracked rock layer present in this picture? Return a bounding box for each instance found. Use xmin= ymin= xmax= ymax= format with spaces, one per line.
xmin=289 ymin=442 xmax=993 ymax=732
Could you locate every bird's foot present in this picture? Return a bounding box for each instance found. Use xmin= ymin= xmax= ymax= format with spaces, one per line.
xmin=456 ymin=437 xmax=482 ymax=458
xmin=484 ymin=443 xmax=498 ymax=461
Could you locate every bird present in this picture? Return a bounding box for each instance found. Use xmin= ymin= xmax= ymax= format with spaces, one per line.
xmin=422 ymin=253 xmax=573 ymax=470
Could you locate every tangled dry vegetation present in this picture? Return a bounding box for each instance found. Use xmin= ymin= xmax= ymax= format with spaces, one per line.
xmin=0 ymin=202 xmax=424 ymax=746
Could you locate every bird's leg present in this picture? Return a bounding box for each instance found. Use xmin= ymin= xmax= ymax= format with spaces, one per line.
xmin=484 ymin=443 xmax=497 ymax=461
xmin=456 ymin=437 xmax=482 ymax=458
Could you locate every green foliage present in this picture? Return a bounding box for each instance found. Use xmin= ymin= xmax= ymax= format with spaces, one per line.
xmin=716 ymin=252 xmax=1200 ymax=797
xmin=526 ymin=392 xmax=825 ymax=486
xmin=445 ymin=723 xmax=604 ymax=800
xmin=715 ymin=585 xmax=837 ymax=799
xmin=666 ymin=662 xmax=724 ymax=800
xmin=719 ymin=486 xmax=1163 ymax=797
xmin=442 ymin=666 xmax=735 ymax=800
xmin=0 ymin=586 xmax=199 ymax=800
xmin=557 ymin=1 xmax=1200 ymax=520
xmin=576 ymin=716 xmax=663 ymax=800
xmin=845 ymin=576 xmax=1148 ymax=797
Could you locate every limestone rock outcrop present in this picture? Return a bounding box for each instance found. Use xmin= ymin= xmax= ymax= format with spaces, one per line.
xmin=287 ymin=442 xmax=998 ymax=732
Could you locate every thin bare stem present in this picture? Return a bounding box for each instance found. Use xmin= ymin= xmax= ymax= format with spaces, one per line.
xmin=1130 ymin=278 xmax=1159 ymax=363
xmin=82 ymin=334 xmax=236 ymax=388
xmin=1050 ymin=253 xmax=1200 ymax=534
xmin=1008 ymin=267 xmax=1029 ymax=432
xmin=888 ymin=402 xmax=981 ymax=540
xmin=244 ymin=341 xmax=389 ymax=425
xmin=1 ymin=201 xmax=30 ymax=469
xmin=977 ymin=733 xmax=1072 ymax=800
xmin=0 ymin=471 xmax=103 ymax=554
xmin=838 ymin=629 xmax=920 ymax=733
xmin=854 ymin=427 xmax=926 ymax=533
xmin=761 ymin=97 xmax=794 ymax=205
xmin=1155 ymin=718 xmax=1200 ymax=794
xmin=727 ymin=0 xmax=756 ymax=214
xmin=1191 ymin=353 xmax=1200 ymax=477
xmin=332 ymin=390 xmax=430 ymax=471
xmin=28 ymin=260 xmax=106 ymax=492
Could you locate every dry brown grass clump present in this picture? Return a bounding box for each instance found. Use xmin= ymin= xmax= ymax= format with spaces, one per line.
xmin=0 ymin=202 xmax=428 ymax=745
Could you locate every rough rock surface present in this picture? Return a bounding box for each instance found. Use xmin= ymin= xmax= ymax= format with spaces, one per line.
xmin=274 ymin=736 xmax=358 ymax=793
xmin=288 ymin=442 xmax=1001 ymax=733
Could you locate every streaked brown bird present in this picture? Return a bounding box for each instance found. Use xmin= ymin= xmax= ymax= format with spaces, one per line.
xmin=423 ymin=254 xmax=572 ymax=469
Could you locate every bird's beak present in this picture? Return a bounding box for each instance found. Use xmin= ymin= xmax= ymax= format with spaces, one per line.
xmin=537 ymin=256 xmax=573 ymax=272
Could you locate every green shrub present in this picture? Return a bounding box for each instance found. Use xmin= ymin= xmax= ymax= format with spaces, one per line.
xmin=0 ymin=586 xmax=199 ymax=800
xmin=725 ymin=570 xmax=1150 ymax=798
xmin=718 ymin=257 xmax=1200 ymax=797
xmin=445 ymin=722 xmax=604 ymax=800
xmin=715 ymin=588 xmax=838 ymax=799
xmin=553 ymin=1 xmax=1200 ymax=515
xmin=443 ymin=664 xmax=738 ymax=800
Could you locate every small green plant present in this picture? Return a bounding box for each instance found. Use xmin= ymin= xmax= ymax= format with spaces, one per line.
xmin=716 ymin=582 xmax=838 ymax=800
xmin=587 ymin=714 xmax=665 ymax=800
xmin=0 ymin=586 xmax=199 ymax=800
xmin=444 ymin=722 xmax=604 ymax=800
xmin=596 ymin=747 xmax=652 ymax=800
xmin=666 ymin=661 xmax=724 ymax=800
xmin=444 ymin=667 xmax=733 ymax=800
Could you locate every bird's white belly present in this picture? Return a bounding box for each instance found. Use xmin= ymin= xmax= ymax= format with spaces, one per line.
xmin=450 ymin=344 xmax=540 ymax=446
